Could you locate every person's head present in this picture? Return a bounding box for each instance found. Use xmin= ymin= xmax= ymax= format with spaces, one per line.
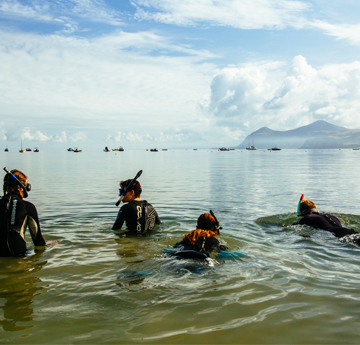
xmin=196 ymin=213 xmax=219 ymax=232
xmin=299 ymin=199 xmax=317 ymax=216
xmin=3 ymin=169 xmax=29 ymax=198
xmin=119 ymin=179 xmax=142 ymax=202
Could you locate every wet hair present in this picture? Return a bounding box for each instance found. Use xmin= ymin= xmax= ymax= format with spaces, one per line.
xmin=300 ymin=199 xmax=317 ymax=215
xmin=3 ymin=169 xmax=28 ymax=198
xmin=120 ymin=179 xmax=142 ymax=198
xmin=196 ymin=213 xmax=218 ymax=231
xmin=181 ymin=213 xmax=219 ymax=246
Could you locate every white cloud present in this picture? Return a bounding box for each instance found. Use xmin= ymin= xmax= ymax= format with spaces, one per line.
xmin=0 ymin=29 xmax=213 ymax=137
xmin=0 ymin=0 xmax=122 ymax=30
xmin=206 ymin=55 xmax=360 ymax=133
xmin=133 ymin=0 xmax=310 ymax=30
xmin=108 ymin=131 xmax=155 ymax=142
xmin=311 ymin=20 xmax=360 ymax=45
xmin=53 ymin=131 xmax=68 ymax=142
xmin=70 ymin=132 xmax=87 ymax=142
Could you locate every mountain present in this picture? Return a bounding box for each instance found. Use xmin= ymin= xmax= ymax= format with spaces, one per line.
xmin=237 ymin=120 xmax=360 ymax=149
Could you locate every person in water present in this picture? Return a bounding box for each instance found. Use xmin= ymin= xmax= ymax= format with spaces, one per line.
xmin=112 ymin=179 xmax=160 ymax=233
xmin=0 ymin=169 xmax=46 ymax=256
xmin=298 ymin=199 xmax=358 ymax=238
xmin=173 ymin=212 xmax=227 ymax=254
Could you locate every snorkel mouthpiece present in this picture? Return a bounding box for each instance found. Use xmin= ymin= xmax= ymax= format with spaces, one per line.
xmin=297 ymin=194 xmax=304 ymax=216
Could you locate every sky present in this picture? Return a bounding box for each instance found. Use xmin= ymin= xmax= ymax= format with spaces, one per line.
xmin=1 ymin=0 xmax=360 ymax=149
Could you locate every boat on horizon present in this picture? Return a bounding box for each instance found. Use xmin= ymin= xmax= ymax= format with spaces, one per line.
xmin=112 ymin=146 xmax=124 ymax=151
xmin=19 ymin=140 xmax=24 ymax=153
xmin=268 ymin=147 xmax=281 ymax=151
xmin=67 ymin=148 xmax=73 ymax=151
xmin=73 ymin=147 xmax=82 ymax=152
xmin=34 ymin=147 xmax=39 ymax=152
xmin=4 ymin=146 xmax=8 ymax=152
xmin=150 ymin=148 xmax=158 ymax=152
xmin=246 ymin=146 xmax=257 ymax=150
xmin=104 ymin=147 xmax=110 ymax=152
xmin=219 ymin=147 xmax=230 ymax=151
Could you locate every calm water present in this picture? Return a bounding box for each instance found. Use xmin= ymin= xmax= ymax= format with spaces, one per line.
xmin=1 ymin=148 xmax=360 ymax=344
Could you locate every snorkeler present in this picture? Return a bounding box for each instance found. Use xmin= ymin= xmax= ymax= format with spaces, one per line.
xmin=297 ymin=197 xmax=358 ymax=239
xmin=0 ymin=168 xmax=47 ymax=256
xmin=112 ymin=178 xmax=160 ymax=233
xmin=172 ymin=212 xmax=227 ymax=256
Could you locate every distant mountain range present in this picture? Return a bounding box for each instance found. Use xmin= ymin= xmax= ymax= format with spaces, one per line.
xmin=236 ymin=120 xmax=360 ymax=149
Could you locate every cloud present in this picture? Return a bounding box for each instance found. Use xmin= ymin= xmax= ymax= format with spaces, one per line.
xmin=205 ymin=55 xmax=360 ymax=133
xmin=70 ymin=132 xmax=87 ymax=142
xmin=0 ymin=0 xmax=122 ymax=31
xmin=132 ymin=0 xmax=310 ymax=30
xmin=0 ymin=29 xmax=212 ymax=139
xmin=20 ymin=128 xmax=51 ymax=141
xmin=53 ymin=131 xmax=68 ymax=143
xmin=311 ymin=20 xmax=360 ymax=45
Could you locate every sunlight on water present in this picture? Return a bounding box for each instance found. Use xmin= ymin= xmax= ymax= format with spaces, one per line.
xmin=1 ymin=149 xmax=360 ymax=344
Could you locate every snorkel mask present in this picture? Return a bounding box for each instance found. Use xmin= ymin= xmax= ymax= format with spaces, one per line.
xmin=3 ymin=167 xmax=31 ymax=198
xmin=297 ymin=194 xmax=304 ymax=216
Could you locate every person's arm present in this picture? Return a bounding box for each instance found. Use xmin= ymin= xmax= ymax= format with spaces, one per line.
xmin=25 ymin=202 xmax=46 ymax=246
xmin=112 ymin=207 xmax=126 ymax=230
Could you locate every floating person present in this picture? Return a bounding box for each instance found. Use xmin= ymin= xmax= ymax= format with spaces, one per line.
xmin=112 ymin=174 xmax=161 ymax=234
xmin=296 ymin=195 xmax=359 ymax=241
xmin=169 ymin=211 xmax=229 ymax=260
xmin=0 ymin=168 xmax=55 ymax=256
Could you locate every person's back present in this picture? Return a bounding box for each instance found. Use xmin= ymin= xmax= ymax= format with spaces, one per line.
xmin=298 ymin=198 xmax=358 ymax=238
xmin=174 ymin=212 xmax=226 ymax=255
xmin=112 ymin=178 xmax=160 ymax=233
xmin=0 ymin=169 xmax=46 ymax=256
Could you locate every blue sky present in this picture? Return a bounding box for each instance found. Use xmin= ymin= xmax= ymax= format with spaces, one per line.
xmin=1 ymin=0 xmax=360 ymax=149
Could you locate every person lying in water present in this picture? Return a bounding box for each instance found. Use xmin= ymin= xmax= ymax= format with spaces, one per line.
xmin=297 ymin=199 xmax=358 ymax=238
xmin=112 ymin=178 xmax=160 ymax=233
xmin=173 ymin=212 xmax=227 ymax=255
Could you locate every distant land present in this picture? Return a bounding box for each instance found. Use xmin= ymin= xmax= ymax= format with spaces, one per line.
xmin=236 ymin=120 xmax=360 ymax=149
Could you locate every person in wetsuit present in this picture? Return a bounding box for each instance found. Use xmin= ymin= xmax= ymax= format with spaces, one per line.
xmin=173 ymin=212 xmax=227 ymax=256
xmin=112 ymin=179 xmax=160 ymax=233
xmin=0 ymin=169 xmax=46 ymax=256
xmin=298 ymin=199 xmax=358 ymax=238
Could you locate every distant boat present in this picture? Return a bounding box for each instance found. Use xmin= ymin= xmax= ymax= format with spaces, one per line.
xmin=26 ymin=148 xmax=32 ymax=152
xmin=34 ymin=147 xmax=39 ymax=152
xmin=104 ymin=147 xmax=110 ymax=152
xmin=193 ymin=149 xmax=198 ymax=151
xmin=150 ymin=148 xmax=158 ymax=152
xmin=268 ymin=147 xmax=281 ymax=151
xmin=73 ymin=147 xmax=82 ymax=152
xmin=162 ymin=149 xmax=168 ymax=151
xmin=4 ymin=146 xmax=8 ymax=152
xmin=112 ymin=146 xmax=124 ymax=151
xmin=67 ymin=148 xmax=73 ymax=151
xmin=19 ymin=140 xmax=24 ymax=153
xmin=246 ymin=133 xmax=257 ymax=150
xmin=353 ymin=148 xmax=360 ymax=150
xmin=219 ymin=147 xmax=230 ymax=151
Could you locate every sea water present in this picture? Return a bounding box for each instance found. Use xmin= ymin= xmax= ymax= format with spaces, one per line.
xmin=1 ymin=148 xmax=360 ymax=344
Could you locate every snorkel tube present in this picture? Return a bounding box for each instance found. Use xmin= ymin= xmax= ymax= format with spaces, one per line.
xmin=115 ymin=170 xmax=143 ymax=206
xmin=210 ymin=210 xmax=222 ymax=231
xmin=3 ymin=167 xmax=31 ymax=198
xmin=297 ymin=194 xmax=304 ymax=216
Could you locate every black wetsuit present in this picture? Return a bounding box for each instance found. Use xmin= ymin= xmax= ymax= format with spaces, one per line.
xmin=0 ymin=193 xmax=45 ymax=256
xmin=112 ymin=200 xmax=160 ymax=233
xmin=174 ymin=236 xmax=227 ymax=253
xmin=299 ymin=212 xmax=358 ymax=238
